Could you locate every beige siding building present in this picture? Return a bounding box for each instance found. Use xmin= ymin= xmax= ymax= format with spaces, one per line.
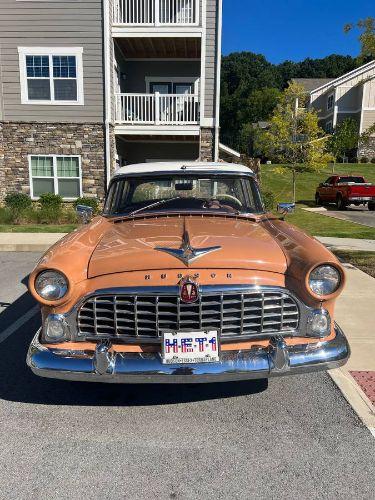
xmin=308 ymin=60 xmax=375 ymax=159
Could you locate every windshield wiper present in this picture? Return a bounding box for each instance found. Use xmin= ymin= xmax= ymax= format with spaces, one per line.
xmin=127 ymin=196 xmax=181 ymax=217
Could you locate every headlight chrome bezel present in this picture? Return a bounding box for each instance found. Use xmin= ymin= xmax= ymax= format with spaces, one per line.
xmin=35 ymin=270 xmax=69 ymax=301
xmin=308 ymin=264 xmax=342 ymax=297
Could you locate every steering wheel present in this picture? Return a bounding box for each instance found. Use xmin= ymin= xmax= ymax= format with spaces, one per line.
xmin=215 ymin=194 xmax=243 ymax=208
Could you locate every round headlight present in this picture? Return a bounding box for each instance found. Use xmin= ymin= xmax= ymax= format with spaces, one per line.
xmin=308 ymin=265 xmax=341 ymax=296
xmin=35 ymin=270 xmax=68 ymax=301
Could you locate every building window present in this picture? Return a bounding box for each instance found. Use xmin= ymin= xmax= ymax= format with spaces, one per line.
xmin=18 ymin=47 xmax=84 ymax=105
xmin=327 ymin=93 xmax=334 ymax=111
xmin=29 ymin=155 xmax=82 ymax=199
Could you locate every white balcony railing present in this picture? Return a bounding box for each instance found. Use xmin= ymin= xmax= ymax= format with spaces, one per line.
xmin=115 ymin=93 xmax=200 ymax=125
xmin=113 ymin=0 xmax=199 ymax=25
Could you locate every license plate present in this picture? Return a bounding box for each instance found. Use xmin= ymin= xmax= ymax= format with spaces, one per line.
xmin=350 ymin=197 xmax=372 ymax=201
xmin=162 ymin=330 xmax=219 ymax=365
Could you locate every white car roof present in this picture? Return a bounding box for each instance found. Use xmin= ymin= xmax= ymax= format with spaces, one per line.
xmin=114 ymin=161 xmax=253 ymax=176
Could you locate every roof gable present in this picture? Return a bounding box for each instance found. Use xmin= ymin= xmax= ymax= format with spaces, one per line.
xmin=310 ymin=60 xmax=375 ymax=95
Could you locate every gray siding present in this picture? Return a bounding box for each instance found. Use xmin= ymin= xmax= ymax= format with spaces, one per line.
xmin=310 ymin=93 xmax=328 ymax=115
xmin=0 ymin=0 xmax=104 ymax=122
xmin=119 ymin=60 xmax=200 ymax=93
xmin=116 ymin=139 xmax=199 ymax=163
xmin=204 ymin=0 xmax=218 ymax=120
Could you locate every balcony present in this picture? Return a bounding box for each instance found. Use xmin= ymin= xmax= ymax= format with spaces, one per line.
xmin=115 ymin=93 xmax=200 ymax=126
xmin=113 ymin=0 xmax=200 ymax=26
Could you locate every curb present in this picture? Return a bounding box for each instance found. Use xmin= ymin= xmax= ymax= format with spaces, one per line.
xmin=0 ymin=244 xmax=58 ymax=252
xmin=0 ymin=233 xmax=66 ymax=252
xmin=329 ymin=368 xmax=375 ymax=438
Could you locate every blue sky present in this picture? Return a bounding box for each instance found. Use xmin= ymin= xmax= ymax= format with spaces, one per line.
xmin=222 ymin=0 xmax=373 ymax=63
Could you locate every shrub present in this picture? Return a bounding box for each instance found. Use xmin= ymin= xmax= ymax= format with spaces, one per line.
xmin=371 ymin=158 xmax=375 ymax=164
xmin=38 ymin=193 xmax=63 ymax=210
xmin=4 ymin=193 xmax=32 ymax=211
xmin=360 ymin=156 xmax=368 ymax=163
xmin=73 ymin=197 xmax=99 ymax=214
xmin=262 ymin=190 xmax=276 ymax=211
xmin=0 ymin=207 xmax=15 ymax=224
xmin=348 ymin=157 xmax=358 ymax=163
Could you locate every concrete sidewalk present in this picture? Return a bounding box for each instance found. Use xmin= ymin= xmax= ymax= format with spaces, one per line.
xmin=0 ymin=233 xmax=67 ymax=252
xmin=316 ymin=236 xmax=375 ymax=252
xmin=330 ymin=264 xmax=375 ymax=436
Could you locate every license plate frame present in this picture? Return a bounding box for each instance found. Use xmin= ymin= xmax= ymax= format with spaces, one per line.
xmin=161 ymin=330 xmax=220 ymax=365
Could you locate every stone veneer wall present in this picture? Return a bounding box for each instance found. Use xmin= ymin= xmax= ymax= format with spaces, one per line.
xmin=358 ymin=138 xmax=375 ymax=160
xmin=199 ymin=127 xmax=215 ymax=161
xmin=0 ymin=121 xmax=106 ymax=202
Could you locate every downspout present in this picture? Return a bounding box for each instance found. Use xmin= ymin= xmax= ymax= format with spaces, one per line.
xmin=103 ymin=0 xmax=112 ymax=190
xmin=214 ymin=0 xmax=223 ymax=162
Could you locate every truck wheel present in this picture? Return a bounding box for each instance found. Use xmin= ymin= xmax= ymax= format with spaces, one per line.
xmin=315 ymin=194 xmax=322 ymax=206
xmin=368 ymin=202 xmax=375 ymax=212
xmin=336 ymin=195 xmax=347 ymax=211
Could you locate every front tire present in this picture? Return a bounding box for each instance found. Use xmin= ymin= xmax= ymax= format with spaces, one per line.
xmin=368 ymin=202 xmax=375 ymax=211
xmin=315 ymin=193 xmax=322 ymax=206
xmin=336 ymin=195 xmax=347 ymax=211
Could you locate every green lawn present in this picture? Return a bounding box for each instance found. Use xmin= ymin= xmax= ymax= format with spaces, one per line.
xmin=0 ymin=224 xmax=77 ymax=233
xmin=261 ymin=163 xmax=375 ymax=239
xmin=333 ymin=250 xmax=375 ymax=278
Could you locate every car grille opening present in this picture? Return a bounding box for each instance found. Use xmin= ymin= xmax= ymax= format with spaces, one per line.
xmin=77 ymin=289 xmax=299 ymax=343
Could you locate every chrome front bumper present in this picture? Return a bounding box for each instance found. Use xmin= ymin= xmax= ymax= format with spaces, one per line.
xmin=26 ymin=325 xmax=350 ymax=384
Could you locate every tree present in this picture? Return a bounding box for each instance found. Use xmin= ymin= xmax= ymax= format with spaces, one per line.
xmin=255 ymin=83 xmax=333 ymax=202
xmin=326 ymin=118 xmax=360 ymax=168
xmin=344 ymin=17 xmax=375 ymax=61
xmin=220 ymin=52 xmax=361 ymax=150
xmin=238 ymin=88 xmax=281 ymax=125
xmin=326 ymin=119 xmax=375 ymax=167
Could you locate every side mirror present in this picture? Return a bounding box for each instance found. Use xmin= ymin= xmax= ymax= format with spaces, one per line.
xmin=76 ymin=204 xmax=93 ymax=224
xmin=277 ymin=202 xmax=295 ymax=216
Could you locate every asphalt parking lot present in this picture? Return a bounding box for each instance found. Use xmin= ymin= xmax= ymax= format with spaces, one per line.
xmin=0 ymin=252 xmax=374 ymax=500
xmin=318 ymin=204 xmax=375 ymax=228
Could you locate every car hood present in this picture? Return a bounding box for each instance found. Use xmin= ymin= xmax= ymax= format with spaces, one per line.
xmin=87 ymin=216 xmax=287 ymax=278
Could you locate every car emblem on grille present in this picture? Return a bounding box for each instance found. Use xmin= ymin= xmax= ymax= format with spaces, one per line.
xmin=180 ymin=276 xmax=199 ymax=303
xmin=156 ymin=228 xmax=221 ymax=266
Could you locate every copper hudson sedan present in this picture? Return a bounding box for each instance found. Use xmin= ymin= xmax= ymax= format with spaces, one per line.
xmin=27 ymin=162 xmax=349 ymax=383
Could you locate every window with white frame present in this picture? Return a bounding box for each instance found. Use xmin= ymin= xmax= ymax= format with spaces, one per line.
xmin=29 ymin=155 xmax=82 ymax=199
xmin=327 ymin=93 xmax=334 ymax=111
xmin=18 ymin=47 xmax=84 ymax=104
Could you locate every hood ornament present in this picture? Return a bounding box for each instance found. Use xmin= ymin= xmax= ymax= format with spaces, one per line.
xmin=156 ymin=229 xmax=221 ymax=267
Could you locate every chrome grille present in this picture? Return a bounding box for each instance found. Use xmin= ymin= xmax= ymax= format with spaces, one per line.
xmin=77 ymin=289 xmax=300 ymax=342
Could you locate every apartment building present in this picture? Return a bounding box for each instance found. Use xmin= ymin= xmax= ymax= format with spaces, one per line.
xmin=294 ymin=60 xmax=375 ymax=158
xmin=0 ymin=0 xmax=223 ymax=202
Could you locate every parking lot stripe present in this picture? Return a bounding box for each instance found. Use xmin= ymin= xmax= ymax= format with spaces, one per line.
xmin=0 ymin=305 xmax=40 ymax=344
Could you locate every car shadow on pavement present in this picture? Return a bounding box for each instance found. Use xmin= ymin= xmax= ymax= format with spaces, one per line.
xmin=0 ymin=289 xmax=268 ymax=407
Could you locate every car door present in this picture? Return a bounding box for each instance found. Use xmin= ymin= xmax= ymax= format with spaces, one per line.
xmin=319 ymin=177 xmax=333 ymax=201
xmin=324 ymin=177 xmax=337 ymax=202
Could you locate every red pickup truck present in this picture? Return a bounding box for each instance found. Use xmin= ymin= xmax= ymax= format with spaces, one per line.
xmin=315 ymin=175 xmax=375 ymax=211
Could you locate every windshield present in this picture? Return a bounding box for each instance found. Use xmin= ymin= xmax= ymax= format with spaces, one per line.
xmin=104 ymin=174 xmax=264 ymax=217
xmin=337 ymin=176 xmax=366 ymax=184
